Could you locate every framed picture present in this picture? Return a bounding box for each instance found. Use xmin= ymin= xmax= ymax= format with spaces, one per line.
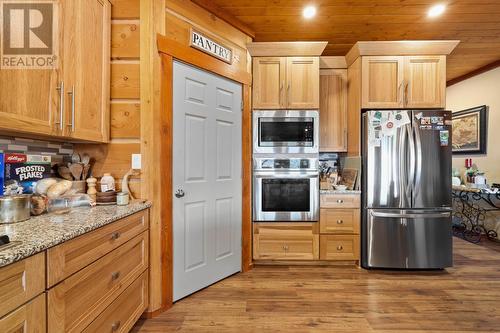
xmin=452 ymin=105 xmax=488 ymax=155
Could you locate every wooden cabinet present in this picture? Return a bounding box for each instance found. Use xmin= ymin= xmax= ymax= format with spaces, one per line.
xmin=404 ymin=56 xmax=446 ymax=108
xmin=47 ymin=210 xmax=149 ymax=287
xmin=253 ymin=223 xmax=319 ymax=260
xmin=252 ymin=57 xmax=286 ymax=109
xmin=48 ymin=231 xmax=148 ymax=332
xmin=319 ymin=69 xmax=347 ymax=152
xmin=361 ymin=56 xmax=404 ymax=109
xmin=0 ymin=0 xmax=111 ymax=142
xmin=361 ymin=55 xmax=445 ymax=109
xmin=319 ymin=194 xmax=360 ymax=263
xmin=253 ymin=56 xmax=319 ymax=109
xmin=0 ymin=253 xmax=45 ymax=318
xmin=0 ymin=293 xmax=46 ymax=333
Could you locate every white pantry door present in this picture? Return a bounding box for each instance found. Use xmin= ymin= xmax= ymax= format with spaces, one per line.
xmin=173 ymin=61 xmax=242 ymax=301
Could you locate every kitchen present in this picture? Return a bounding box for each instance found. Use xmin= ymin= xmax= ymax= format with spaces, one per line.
xmin=1 ymin=1 xmax=499 ymax=332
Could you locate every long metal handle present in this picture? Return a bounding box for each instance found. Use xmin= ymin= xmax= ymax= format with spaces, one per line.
xmin=67 ymin=85 xmax=75 ymax=132
xmin=406 ymin=124 xmax=416 ymax=196
xmin=254 ymin=172 xmax=319 ymax=179
xmin=413 ymin=119 xmax=423 ymax=199
xmin=371 ymin=211 xmax=451 ymax=219
xmin=398 ymin=123 xmax=408 ymax=205
xmin=55 ymin=81 xmax=64 ymax=130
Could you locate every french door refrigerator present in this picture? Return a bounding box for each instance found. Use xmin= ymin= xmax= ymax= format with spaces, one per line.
xmin=362 ymin=110 xmax=453 ymax=269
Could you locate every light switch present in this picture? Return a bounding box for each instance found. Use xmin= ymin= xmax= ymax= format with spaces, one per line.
xmin=132 ymin=154 xmax=141 ymax=170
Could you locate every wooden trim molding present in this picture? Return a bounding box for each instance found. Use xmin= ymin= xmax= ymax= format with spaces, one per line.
xmin=190 ymin=0 xmax=255 ymax=38
xmin=320 ymin=56 xmax=347 ymax=69
xmin=247 ymin=41 xmax=328 ymax=57
xmin=345 ymin=40 xmax=460 ymax=66
xmin=241 ymin=84 xmax=252 ymax=272
xmin=447 ymin=60 xmax=500 ymax=87
xmin=157 ymin=34 xmax=252 ymax=85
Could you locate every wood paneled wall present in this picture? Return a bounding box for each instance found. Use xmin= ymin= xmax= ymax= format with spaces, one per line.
xmin=75 ymin=0 xmax=141 ymax=198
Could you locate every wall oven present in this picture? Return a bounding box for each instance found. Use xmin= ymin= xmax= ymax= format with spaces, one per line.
xmin=253 ymin=110 xmax=319 ymax=154
xmin=253 ymin=157 xmax=319 ymax=222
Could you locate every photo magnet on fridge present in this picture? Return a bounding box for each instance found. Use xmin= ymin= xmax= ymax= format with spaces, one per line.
xmin=440 ymin=130 xmax=450 ymax=146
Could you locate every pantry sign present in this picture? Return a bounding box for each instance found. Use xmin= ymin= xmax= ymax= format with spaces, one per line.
xmin=190 ymin=29 xmax=233 ymax=64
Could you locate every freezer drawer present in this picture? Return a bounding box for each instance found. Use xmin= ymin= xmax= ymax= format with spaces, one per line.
xmin=364 ymin=209 xmax=452 ymax=269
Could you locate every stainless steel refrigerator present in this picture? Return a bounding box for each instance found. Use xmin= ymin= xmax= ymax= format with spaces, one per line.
xmin=361 ymin=110 xmax=453 ymax=269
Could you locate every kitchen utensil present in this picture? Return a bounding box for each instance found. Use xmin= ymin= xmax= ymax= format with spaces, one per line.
xmin=0 ymin=195 xmax=31 ymax=223
xmin=81 ymin=153 xmax=90 ymax=166
xmin=58 ymin=166 xmax=73 ymax=180
xmin=82 ymin=164 xmax=90 ymax=180
xmin=341 ymin=168 xmax=358 ymax=190
xmin=69 ymin=163 xmax=83 ymax=181
xmin=71 ymin=152 xmax=81 ymax=164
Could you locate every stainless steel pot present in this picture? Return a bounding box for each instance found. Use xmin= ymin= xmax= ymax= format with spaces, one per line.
xmin=0 ymin=195 xmax=31 ymax=223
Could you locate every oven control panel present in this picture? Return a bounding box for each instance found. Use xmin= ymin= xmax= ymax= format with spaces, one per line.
xmin=256 ymin=158 xmax=318 ymax=170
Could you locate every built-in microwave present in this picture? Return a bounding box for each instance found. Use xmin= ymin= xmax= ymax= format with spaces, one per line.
xmin=253 ymin=110 xmax=319 ymax=154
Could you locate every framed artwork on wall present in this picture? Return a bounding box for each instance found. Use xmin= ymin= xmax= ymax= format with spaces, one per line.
xmin=452 ymin=105 xmax=488 ymax=155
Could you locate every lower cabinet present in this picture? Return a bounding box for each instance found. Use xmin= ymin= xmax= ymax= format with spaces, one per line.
xmin=320 ymin=235 xmax=360 ymax=261
xmin=253 ymin=223 xmax=319 ymax=260
xmin=0 ymin=293 xmax=46 ymax=333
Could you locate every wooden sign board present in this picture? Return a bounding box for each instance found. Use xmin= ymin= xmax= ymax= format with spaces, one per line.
xmin=189 ymin=29 xmax=233 ymax=64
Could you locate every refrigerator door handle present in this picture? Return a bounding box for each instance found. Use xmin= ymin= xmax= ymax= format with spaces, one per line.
xmin=406 ymin=124 xmax=416 ymax=195
xmin=413 ymin=119 xmax=423 ymax=199
xmin=399 ymin=123 xmax=408 ymax=205
xmin=370 ymin=211 xmax=451 ymax=219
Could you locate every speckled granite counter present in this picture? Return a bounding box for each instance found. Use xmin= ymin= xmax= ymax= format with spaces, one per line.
xmin=320 ymin=189 xmax=361 ymax=195
xmin=0 ymin=200 xmax=151 ymax=268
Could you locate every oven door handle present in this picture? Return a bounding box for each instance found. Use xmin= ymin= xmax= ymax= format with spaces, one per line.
xmin=254 ymin=173 xmax=319 ymax=179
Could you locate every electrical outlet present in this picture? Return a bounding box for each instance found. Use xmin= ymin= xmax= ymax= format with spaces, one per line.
xmin=132 ymin=154 xmax=141 ymax=170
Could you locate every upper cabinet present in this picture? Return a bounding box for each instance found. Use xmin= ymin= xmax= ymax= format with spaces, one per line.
xmin=361 ymin=55 xmax=446 ymax=109
xmin=0 ymin=0 xmax=111 ymax=142
xmin=252 ymin=57 xmax=286 ymax=109
xmin=253 ymin=56 xmax=319 ymax=109
xmin=319 ymin=69 xmax=347 ymax=152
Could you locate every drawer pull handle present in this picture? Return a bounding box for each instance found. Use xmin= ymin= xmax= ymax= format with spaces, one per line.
xmin=337 ymin=220 xmax=344 ymax=224
xmin=337 ymin=245 xmax=343 ymax=251
xmin=111 ymin=232 xmax=121 ymax=240
xmin=111 ymin=321 xmax=121 ymax=331
xmin=111 ymin=271 xmax=121 ymax=280
xmin=337 ymin=199 xmax=344 ymax=203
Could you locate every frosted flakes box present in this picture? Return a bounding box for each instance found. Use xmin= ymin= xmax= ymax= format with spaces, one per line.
xmin=4 ymin=154 xmax=52 ymax=195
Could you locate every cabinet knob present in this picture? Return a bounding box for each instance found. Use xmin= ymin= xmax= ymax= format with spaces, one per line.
xmin=111 ymin=232 xmax=121 ymax=240
xmin=111 ymin=271 xmax=121 ymax=280
xmin=111 ymin=321 xmax=121 ymax=331
xmin=337 ymin=199 xmax=344 ymax=203
xmin=337 ymin=220 xmax=344 ymax=224
xmin=337 ymin=245 xmax=343 ymax=251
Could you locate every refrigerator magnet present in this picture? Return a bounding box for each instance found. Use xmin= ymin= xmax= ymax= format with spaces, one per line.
xmin=440 ymin=130 xmax=449 ymax=146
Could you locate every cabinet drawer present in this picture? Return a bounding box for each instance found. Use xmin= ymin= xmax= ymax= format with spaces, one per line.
xmin=320 ymin=235 xmax=360 ymax=261
xmin=82 ymin=272 xmax=147 ymax=333
xmin=320 ymin=209 xmax=360 ymax=234
xmin=0 ymin=293 xmax=46 ymax=333
xmin=321 ymin=194 xmax=360 ymax=208
xmin=253 ymin=223 xmax=319 ymax=260
xmin=47 ymin=209 xmax=149 ymax=287
xmin=0 ymin=252 xmax=45 ymax=318
xmin=48 ymin=232 xmax=148 ymax=333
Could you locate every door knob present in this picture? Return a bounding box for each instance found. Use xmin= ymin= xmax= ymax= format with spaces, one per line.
xmin=175 ymin=189 xmax=185 ymax=198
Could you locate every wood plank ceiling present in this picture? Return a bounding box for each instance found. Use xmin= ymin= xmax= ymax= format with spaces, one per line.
xmin=209 ymin=0 xmax=500 ymax=81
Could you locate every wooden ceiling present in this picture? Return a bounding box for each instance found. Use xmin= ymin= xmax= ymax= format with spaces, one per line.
xmin=208 ymin=0 xmax=500 ymax=81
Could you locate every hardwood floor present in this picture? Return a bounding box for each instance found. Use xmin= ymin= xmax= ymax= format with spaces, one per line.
xmin=132 ymin=237 xmax=500 ymax=332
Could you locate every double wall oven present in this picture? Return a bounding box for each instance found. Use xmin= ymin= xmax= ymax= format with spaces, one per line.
xmin=252 ymin=110 xmax=320 ymax=222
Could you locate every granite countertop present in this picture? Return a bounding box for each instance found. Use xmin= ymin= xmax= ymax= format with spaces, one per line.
xmin=320 ymin=189 xmax=361 ymax=195
xmin=0 ymin=200 xmax=151 ymax=268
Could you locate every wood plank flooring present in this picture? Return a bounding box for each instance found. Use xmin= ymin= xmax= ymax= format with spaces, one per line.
xmin=132 ymin=237 xmax=500 ymax=332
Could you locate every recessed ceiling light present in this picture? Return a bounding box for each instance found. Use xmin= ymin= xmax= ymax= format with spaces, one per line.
xmin=303 ymin=5 xmax=317 ymax=19
xmin=428 ymin=4 xmax=446 ymax=18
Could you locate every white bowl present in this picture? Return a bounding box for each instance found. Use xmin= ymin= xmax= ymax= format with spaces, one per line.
xmin=335 ymin=185 xmax=348 ymax=191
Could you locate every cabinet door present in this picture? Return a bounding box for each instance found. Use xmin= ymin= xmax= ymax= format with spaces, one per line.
xmin=319 ymin=69 xmax=347 ymax=152
xmin=404 ymin=56 xmax=446 ymax=108
xmin=252 ymin=57 xmax=285 ymax=109
xmin=320 ymin=235 xmax=360 ymax=261
xmin=286 ymin=57 xmax=319 ymax=109
xmin=361 ymin=56 xmax=404 ymax=109
xmin=0 ymin=293 xmax=46 ymax=333
xmin=253 ymin=223 xmax=319 ymax=260
xmin=65 ymin=0 xmax=110 ymax=142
